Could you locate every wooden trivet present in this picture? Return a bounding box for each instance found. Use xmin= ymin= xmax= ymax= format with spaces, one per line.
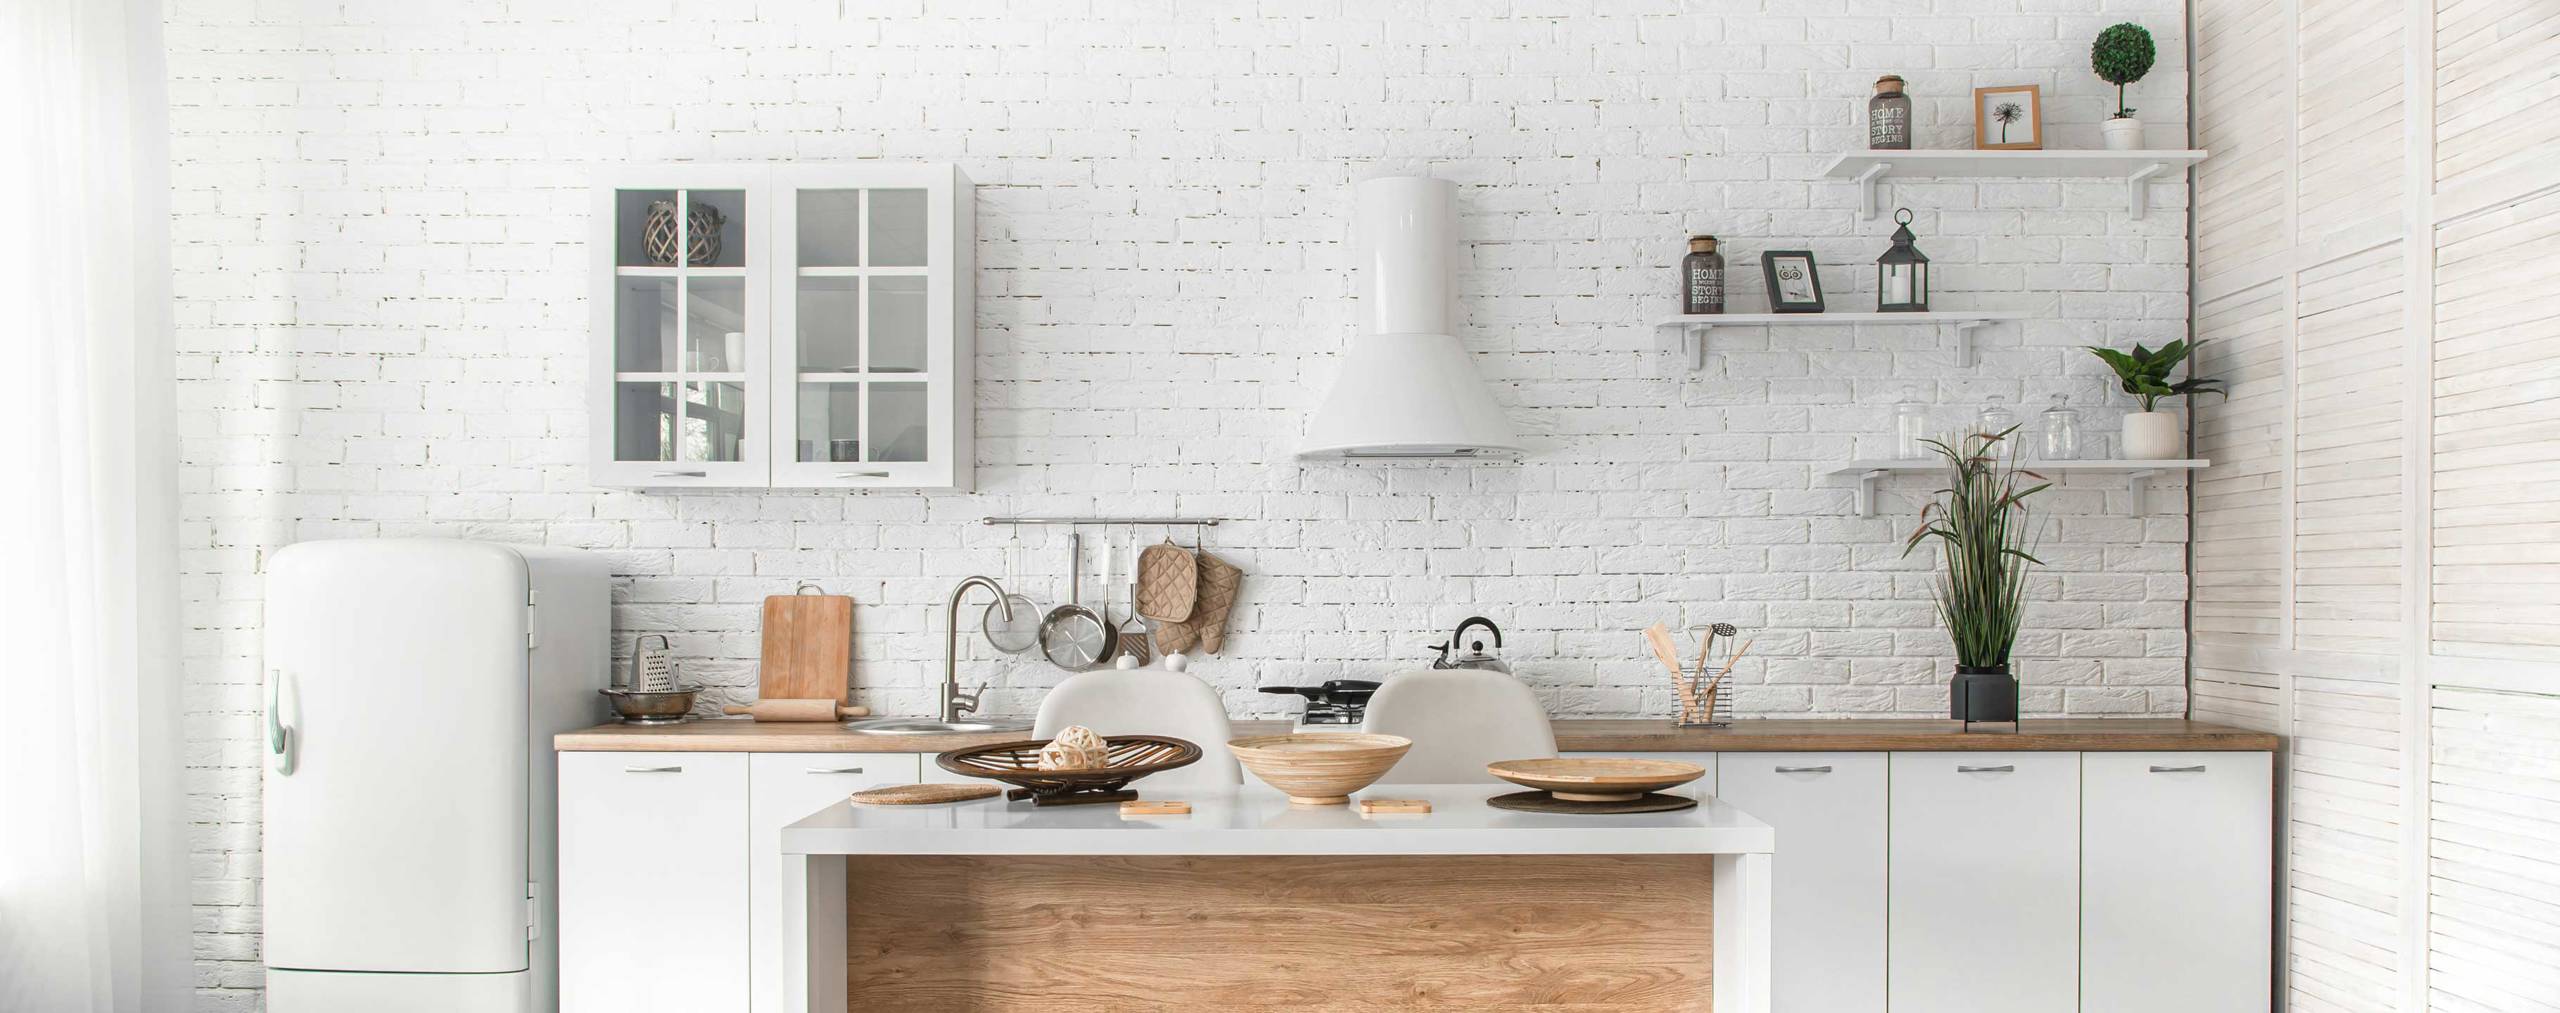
xmin=1357 ymin=798 xmax=1432 ymax=815
xmin=1120 ymin=800 xmax=1192 ymax=817
xmin=1486 ymin=791 xmax=1697 ymax=815
xmin=849 ymin=783 xmax=1000 ymax=806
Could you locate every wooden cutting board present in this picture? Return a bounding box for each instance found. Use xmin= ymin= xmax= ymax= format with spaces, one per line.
xmin=761 ymin=586 xmax=854 ymax=704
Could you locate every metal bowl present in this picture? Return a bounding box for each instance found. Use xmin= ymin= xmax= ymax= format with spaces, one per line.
xmin=599 ymin=687 xmax=699 ymax=724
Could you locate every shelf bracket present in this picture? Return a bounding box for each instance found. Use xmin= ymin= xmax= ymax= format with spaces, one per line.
xmin=2125 ymin=163 xmax=2167 ymax=219
xmin=1851 ymin=469 xmax=1889 ymax=517
xmin=1952 ymin=318 xmax=1998 ymax=368
xmin=1854 ymin=163 xmax=1892 ymax=220
xmin=1687 ymin=323 xmax=1711 ymax=372
xmin=2124 ymin=468 xmax=2159 ymax=515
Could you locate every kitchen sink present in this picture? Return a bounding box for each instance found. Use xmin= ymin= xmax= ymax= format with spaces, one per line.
xmin=839 ymin=717 xmax=1031 ymax=735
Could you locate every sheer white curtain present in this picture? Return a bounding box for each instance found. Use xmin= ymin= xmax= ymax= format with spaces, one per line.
xmin=0 ymin=0 xmax=190 ymax=1011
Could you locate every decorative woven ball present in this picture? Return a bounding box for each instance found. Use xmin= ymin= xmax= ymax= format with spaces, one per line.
xmin=1036 ymin=725 xmax=1110 ymax=771
xmin=642 ymin=200 xmax=728 ymax=266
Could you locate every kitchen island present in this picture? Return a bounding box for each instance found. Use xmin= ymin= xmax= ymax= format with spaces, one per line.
xmin=781 ymin=784 xmax=1774 ymax=1012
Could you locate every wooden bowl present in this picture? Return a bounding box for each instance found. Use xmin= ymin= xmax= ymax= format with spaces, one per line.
xmin=935 ymin=735 xmax=1201 ymax=806
xmin=1486 ymin=757 xmax=1706 ymax=803
xmin=1227 ymin=733 xmax=1412 ymax=805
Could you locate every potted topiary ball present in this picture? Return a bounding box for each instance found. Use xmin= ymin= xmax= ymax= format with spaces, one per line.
xmin=2092 ymin=23 xmax=2157 ymax=150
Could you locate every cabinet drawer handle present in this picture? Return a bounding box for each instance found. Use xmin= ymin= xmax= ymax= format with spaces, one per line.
xmin=622 ymin=765 xmax=683 ymax=773
xmin=2148 ymin=764 xmax=2208 ymax=773
xmin=835 ymin=471 xmax=889 ymax=479
xmin=651 ymin=470 xmax=708 ymax=479
xmin=1956 ymin=764 xmax=2015 ymax=773
xmin=805 ymin=766 xmax=867 ymax=775
xmin=1773 ymin=765 xmax=1833 ymax=774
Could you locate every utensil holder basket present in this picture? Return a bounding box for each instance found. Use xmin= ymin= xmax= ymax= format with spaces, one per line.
xmin=1676 ymin=681 xmax=1734 ymax=728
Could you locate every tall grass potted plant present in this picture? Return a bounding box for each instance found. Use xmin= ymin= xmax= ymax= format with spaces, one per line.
xmin=1903 ymin=428 xmax=2048 ymax=727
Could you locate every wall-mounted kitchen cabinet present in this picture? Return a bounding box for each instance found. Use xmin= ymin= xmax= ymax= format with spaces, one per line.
xmin=590 ymin=164 xmax=974 ymax=492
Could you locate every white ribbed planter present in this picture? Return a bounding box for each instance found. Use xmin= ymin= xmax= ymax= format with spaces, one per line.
xmin=2101 ymin=117 xmax=2143 ymax=150
xmin=2120 ymin=411 xmax=2182 ymax=459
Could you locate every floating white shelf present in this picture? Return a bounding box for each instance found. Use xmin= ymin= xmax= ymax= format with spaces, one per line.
xmin=1656 ymin=309 xmax=2032 ymax=370
xmin=1818 ymin=149 xmax=2210 ymax=220
xmin=1825 ymin=458 xmax=2209 ymax=517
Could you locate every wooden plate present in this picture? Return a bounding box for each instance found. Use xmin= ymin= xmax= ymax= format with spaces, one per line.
xmin=1485 ymin=757 xmax=1707 ymax=803
xmin=850 ymin=783 xmax=1000 ymax=806
xmin=1488 ymin=790 xmax=1698 ymax=815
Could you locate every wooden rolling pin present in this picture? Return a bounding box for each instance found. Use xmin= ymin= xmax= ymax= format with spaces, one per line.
xmin=722 ymin=699 xmax=871 ymax=722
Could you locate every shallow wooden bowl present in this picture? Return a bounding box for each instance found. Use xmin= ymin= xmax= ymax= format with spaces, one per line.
xmin=1227 ymin=733 xmax=1412 ymax=805
xmin=1486 ymin=757 xmax=1707 ymax=803
xmin=936 ymin=735 xmax=1201 ymax=806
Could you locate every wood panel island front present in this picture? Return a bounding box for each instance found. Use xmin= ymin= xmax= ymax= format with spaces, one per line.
xmin=783 ymin=784 xmax=1774 ymax=1011
xmin=555 ymin=718 xmax=2277 ymax=1013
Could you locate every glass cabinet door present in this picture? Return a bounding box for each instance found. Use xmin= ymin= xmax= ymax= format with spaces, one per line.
xmin=772 ymin=171 xmax=958 ymax=488
xmin=596 ymin=181 xmax=767 ymax=485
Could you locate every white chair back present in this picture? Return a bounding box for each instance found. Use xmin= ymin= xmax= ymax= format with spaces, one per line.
xmin=1359 ymin=669 xmax=1558 ymax=784
xmin=1032 ymin=669 xmax=1240 ymax=789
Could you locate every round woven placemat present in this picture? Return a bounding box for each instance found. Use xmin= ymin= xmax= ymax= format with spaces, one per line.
xmin=849 ymin=783 xmax=1001 ymax=806
xmin=1486 ymin=790 xmax=1699 ymax=815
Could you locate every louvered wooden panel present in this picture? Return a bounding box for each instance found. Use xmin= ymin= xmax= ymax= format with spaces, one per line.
xmin=2297 ymin=0 xmax=2405 ymax=245
xmin=2195 ymin=282 xmax=2292 ymax=646
xmin=2294 ymin=245 xmax=2404 ymax=654
xmin=2195 ymin=0 xmax=2294 ymax=278
xmin=2433 ymin=190 xmax=2560 ymax=660
xmin=2429 ymin=687 xmax=2560 ymax=1010
xmin=2290 ymin=666 xmax=2408 ymax=1011
xmin=2434 ymin=0 xmax=2560 ymax=194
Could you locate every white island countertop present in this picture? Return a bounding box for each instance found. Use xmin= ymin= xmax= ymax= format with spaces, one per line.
xmin=780 ymin=783 xmax=1775 ymax=856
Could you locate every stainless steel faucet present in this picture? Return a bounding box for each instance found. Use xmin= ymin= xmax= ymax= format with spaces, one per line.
xmin=942 ymin=576 xmax=1010 ymax=723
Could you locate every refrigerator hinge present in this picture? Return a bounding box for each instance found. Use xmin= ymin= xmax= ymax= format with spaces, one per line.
xmin=525 ymin=881 xmax=542 ymax=940
xmin=525 ymin=589 xmax=540 ymax=649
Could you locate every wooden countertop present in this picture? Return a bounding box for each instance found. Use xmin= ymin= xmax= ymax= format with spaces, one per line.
xmin=556 ymin=717 xmax=2276 ymax=753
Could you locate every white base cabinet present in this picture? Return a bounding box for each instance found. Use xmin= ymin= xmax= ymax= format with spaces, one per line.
xmin=558 ymin=745 xmax=2272 ymax=1013
xmin=559 ymin=752 xmax=750 ymax=1013
xmin=1888 ymin=751 xmax=2083 ymax=1013
xmin=1716 ymin=752 xmax=1888 ymax=1013
xmin=747 ymin=754 xmax=919 ymax=1013
xmin=2081 ymin=751 xmax=2273 ymax=1013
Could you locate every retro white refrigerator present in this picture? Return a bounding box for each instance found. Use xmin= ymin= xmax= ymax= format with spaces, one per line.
xmin=262 ymin=539 xmax=607 ymax=1012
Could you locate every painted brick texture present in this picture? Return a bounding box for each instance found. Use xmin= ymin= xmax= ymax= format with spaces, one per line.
xmin=166 ymin=0 xmax=2192 ymax=1004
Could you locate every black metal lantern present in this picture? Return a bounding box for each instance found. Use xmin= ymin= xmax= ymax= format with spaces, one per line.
xmin=1877 ymin=207 xmax=1929 ymax=312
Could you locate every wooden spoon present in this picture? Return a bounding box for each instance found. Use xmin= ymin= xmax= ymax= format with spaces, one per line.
xmin=1644 ymin=624 xmax=1696 ymax=721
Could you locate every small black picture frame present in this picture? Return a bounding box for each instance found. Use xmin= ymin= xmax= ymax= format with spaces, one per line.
xmin=1761 ymin=251 xmax=1824 ymax=313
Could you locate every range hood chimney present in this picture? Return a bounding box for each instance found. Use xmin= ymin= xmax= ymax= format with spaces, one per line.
xmin=1297 ymin=175 xmax=1524 ymax=460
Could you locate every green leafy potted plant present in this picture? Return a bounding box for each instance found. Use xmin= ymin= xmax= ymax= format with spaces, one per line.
xmin=1904 ymin=428 xmax=2048 ymax=727
xmin=2085 ymin=339 xmax=2225 ymax=459
xmin=2092 ymin=22 xmax=2156 ymax=150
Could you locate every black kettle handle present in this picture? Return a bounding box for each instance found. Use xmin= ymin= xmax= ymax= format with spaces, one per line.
xmin=1452 ymin=616 xmax=1503 ymax=650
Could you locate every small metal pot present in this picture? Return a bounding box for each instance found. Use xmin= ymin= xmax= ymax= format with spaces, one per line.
xmin=600 ymin=686 xmax=699 ymax=724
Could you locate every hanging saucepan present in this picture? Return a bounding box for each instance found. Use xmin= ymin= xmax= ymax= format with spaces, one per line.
xmin=1038 ymin=531 xmax=1115 ymax=671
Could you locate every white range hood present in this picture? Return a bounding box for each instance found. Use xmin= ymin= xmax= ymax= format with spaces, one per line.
xmin=1298 ymin=175 xmax=1524 ymax=460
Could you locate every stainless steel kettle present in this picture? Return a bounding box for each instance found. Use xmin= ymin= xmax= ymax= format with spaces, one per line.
xmin=1430 ymin=616 xmax=1510 ymax=674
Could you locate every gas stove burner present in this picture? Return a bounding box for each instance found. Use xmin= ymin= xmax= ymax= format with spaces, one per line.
xmin=1260 ymin=680 xmax=1379 ymax=728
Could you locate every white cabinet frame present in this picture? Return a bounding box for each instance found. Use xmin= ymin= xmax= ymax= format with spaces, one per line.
xmin=590 ymin=164 xmax=973 ymax=491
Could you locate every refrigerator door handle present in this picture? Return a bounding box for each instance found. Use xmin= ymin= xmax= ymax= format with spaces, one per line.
xmin=268 ymin=670 xmax=297 ymax=775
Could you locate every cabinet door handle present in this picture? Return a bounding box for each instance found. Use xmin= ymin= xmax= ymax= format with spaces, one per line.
xmin=834 ymin=471 xmax=890 ymax=479
xmin=804 ymin=766 xmax=866 ymax=775
xmin=1956 ymin=764 xmax=2015 ymax=773
xmin=2148 ymin=764 xmax=2207 ymax=773
xmin=1773 ymin=765 xmax=1833 ymax=774
xmin=652 ymin=470 xmax=708 ymax=479
xmin=622 ymin=765 xmax=684 ymax=773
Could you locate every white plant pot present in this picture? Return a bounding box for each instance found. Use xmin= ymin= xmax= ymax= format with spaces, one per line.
xmin=2102 ymin=117 xmax=2143 ymax=151
xmin=2120 ymin=411 xmax=2183 ymax=459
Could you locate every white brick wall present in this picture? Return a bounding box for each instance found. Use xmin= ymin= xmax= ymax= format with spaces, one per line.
xmin=166 ymin=0 xmax=2192 ymax=1004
